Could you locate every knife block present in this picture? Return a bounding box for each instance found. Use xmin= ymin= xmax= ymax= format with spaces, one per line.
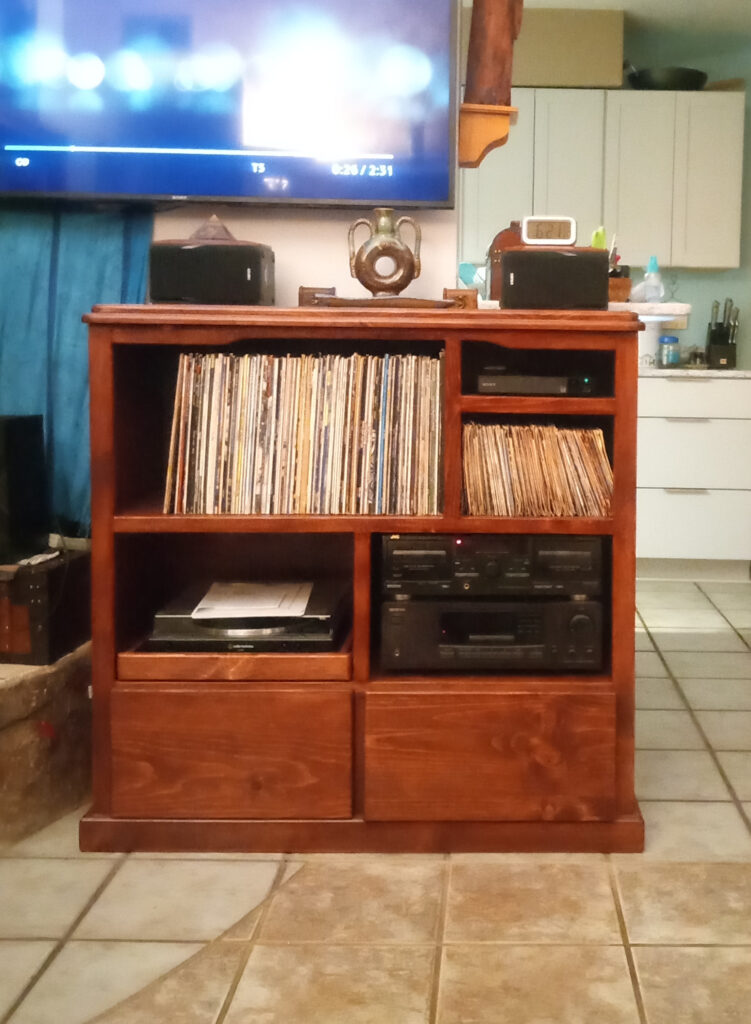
xmin=708 ymin=343 xmax=737 ymax=369
xmin=706 ymin=323 xmax=736 ymax=369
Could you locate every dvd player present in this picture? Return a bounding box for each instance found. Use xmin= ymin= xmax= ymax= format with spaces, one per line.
xmin=142 ymin=579 xmax=349 ymax=653
xmin=477 ymin=368 xmax=597 ymax=396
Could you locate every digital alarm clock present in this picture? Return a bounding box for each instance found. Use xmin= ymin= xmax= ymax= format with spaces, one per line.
xmin=521 ymin=215 xmax=577 ymax=246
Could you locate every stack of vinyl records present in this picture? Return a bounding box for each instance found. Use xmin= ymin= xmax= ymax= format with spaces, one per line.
xmin=163 ymin=351 xmax=443 ymax=515
xmin=462 ymin=423 xmax=613 ymax=517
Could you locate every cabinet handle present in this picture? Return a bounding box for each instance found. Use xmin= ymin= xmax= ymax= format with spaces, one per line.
xmin=663 ymin=417 xmax=711 ymax=423
xmin=663 ymin=488 xmax=710 ymax=495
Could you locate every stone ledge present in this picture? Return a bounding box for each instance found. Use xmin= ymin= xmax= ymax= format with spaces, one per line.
xmin=0 ymin=643 xmax=92 ymax=844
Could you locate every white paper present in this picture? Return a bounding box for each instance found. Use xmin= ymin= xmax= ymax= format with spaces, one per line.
xmin=191 ymin=581 xmax=313 ymax=620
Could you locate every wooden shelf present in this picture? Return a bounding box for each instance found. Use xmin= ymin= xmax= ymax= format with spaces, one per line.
xmin=112 ymin=506 xmax=616 ymax=535
xmin=460 ymin=396 xmax=616 ymax=416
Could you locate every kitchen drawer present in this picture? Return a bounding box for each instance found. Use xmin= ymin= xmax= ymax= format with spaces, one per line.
xmin=111 ymin=686 xmax=353 ymax=819
xmin=637 ymin=418 xmax=751 ymax=489
xmin=638 ymin=377 xmax=751 ymax=419
xmin=637 ymin=487 xmax=751 ymax=560
xmin=364 ymin=691 xmax=616 ymax=822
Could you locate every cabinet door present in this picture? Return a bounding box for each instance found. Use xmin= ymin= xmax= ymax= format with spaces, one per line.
xmin=364 ymin=691 xmax=616 ymax=821
xmin=458 ymin=88 xmax=535 ymax=264
xmin=671 ymin=92 xmax=745 ymax=268
xmin=604 ymin=92 xmax=676 ymax=269
xmin=637 ymin=488 xmax=751 ymax=559
xmin=111 ymin=687 xmax=353 ymax=819
xmin=533 ymin=89 xmax=605 ymax=244
xmin=637 ymin=418 xmax=751 ymax=490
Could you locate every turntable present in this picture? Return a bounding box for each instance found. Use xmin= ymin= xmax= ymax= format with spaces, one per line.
xmin=141 ymin=579 xmax=350 ymax=653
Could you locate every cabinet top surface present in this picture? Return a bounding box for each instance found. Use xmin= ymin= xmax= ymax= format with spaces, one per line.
xmin=85 ymin=304 xmax=642 ymax=334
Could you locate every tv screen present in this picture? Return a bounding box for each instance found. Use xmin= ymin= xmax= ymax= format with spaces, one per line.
xmin=0 ymin=0 xmax=456 ymax=206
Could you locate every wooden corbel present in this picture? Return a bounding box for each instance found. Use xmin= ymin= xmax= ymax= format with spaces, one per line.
xmin=459 ymin=0 xmax=523 ymax=167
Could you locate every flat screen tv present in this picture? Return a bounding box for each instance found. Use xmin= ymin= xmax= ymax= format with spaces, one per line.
xmin=0 ymin=0 xmax=456 ymax=207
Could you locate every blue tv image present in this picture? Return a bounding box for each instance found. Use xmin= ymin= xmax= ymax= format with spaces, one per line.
xmin=0 ymin=0 xmax=455 ymax=205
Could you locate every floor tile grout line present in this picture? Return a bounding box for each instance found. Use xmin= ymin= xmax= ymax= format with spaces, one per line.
xmin=641 ymin=621 xmax=751 ymax=838
xmin=427 ymin=858 xmax=451 ymax=1024
xmin=607 ymin=861 xmax=649 ymax=1024
xmin=694 ymin=584 xmax=751 ymax=647
xmin=214 ymin=856 xmax=294 ymax=1024
xmin=0 ymin=856 xmax=126 ymax=1024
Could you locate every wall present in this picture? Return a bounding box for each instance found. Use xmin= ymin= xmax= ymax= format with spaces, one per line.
xmin=624 ymin=28 xmax=751 ymax=367
xmin=153 ymin=205 xmax=458 ymax=308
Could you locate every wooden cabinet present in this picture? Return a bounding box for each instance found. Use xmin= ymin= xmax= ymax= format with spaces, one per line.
xmin=636 ymin=373 xmax=751 ymax=560
xmin=604 ymin=91 xmax=745 ymax=270
xmin=81 ymin=305 xmax=643 ymax=853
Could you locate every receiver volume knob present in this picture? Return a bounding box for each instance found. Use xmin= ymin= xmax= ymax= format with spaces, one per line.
xmin=569 ymin=613 xmax=594 ymax=638
xmin=484 ymin=559 xmax=500 ymax=577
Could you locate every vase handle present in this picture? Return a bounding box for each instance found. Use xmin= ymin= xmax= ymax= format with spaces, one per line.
xmin=396 ymin=216 xmax=422 ymax=279
xmin=348 ymin=218 xmax=374 ymax=276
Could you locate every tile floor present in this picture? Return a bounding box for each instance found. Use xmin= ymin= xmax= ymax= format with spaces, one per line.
xmin=1 ymin=577 xmax=751 ymax=1023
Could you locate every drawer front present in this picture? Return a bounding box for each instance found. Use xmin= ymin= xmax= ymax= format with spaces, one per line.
xmin=637 ymin=418 xmax=751 ymax=489
xmin=638 ymin=377 xmax=751 ymax=419
xmin=637 ymin=488 xmax=751 ymax=559
xmin=111 ymin=687 xmax=352 ymax=819
xmin=364 ymin=691 xmax=616 ymax=822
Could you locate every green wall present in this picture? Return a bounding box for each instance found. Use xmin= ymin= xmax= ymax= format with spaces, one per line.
xmin=625 ymin=28 xmax=751 ymax=367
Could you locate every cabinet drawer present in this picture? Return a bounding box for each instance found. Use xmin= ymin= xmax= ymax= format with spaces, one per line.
xmin=637 ymin=488 xmax=751 ymax=560
xmin=638 ymin=377 xmax=751 ymax=419
xmin=111 ymin=687 xmax=352 ymax=819
xmin=364 ymin=691 xmax=616 ymax=822
xmin=637 ymin=418 xmax=751 ymax=489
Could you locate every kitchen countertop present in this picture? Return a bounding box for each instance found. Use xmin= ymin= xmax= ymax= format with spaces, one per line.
xmin=609 ymin=302 xmax=692 ymax=316
xmin=639 ymin=367 xmax=751 ymax=379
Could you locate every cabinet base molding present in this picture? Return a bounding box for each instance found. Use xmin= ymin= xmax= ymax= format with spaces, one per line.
xmin=80 ymin=812 xmax=644 ymax=854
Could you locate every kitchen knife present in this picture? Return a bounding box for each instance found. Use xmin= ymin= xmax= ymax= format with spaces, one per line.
xmin=730 ymin=309 xmax=740 ymax=343
xmin=722 ymin=297 xmax=733 ymax=328
xmin=711 ymin=300 xmax=720 ymax=328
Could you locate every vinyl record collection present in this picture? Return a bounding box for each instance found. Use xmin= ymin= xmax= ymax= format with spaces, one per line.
xmin=163 ymin=351 xmax=444 ymax=515
xmin=462 ymin=422 xmax=613 ymax=517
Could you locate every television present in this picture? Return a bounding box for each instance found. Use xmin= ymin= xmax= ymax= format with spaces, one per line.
xmin=0 ymin=0 xmax=456 ymax=207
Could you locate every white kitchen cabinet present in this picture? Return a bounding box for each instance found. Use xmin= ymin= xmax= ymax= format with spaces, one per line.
xmin=459 ymin=88 xmax=535 ymax=264
xmin=459 ymin=88 xmax=745 ymax=271
xmin=604 ymin=91 xmax=745 ymax=270
xmin=533 ymin=89 xmax=605 ymax=245
xmin=671 ymin=92 xmax=745 ymax=268
xmin=603 ymin=92 xmax=676 ymax=269
xmin=458 ymin=88 xmax=605 ymax=263
xmin=636 ymin=374 xmax=751 ymax=560
xmin=637 ymin=488 xmax=751 ymax=561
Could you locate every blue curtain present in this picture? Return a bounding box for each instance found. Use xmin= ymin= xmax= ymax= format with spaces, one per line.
xmin=0 ymin=204 xmax=153 ymax=534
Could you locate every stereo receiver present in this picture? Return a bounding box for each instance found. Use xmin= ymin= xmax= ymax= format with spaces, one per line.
xmin=381 ymin=535 xmax=602 ymax=598
xmin=381 ymin=598 xmax=603 ymax=672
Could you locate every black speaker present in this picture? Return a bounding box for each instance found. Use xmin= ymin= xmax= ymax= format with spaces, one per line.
xmin=501 ymin=248 xmax=609 ymax=310
xmin=0 ymin=415 xmax=49 ymax=563
xmin=149 ymin=240 xmax=275 ymax=306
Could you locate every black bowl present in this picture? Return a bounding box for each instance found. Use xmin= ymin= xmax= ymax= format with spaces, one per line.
xmin=627 ymin=67 xmax=708 ymax=91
